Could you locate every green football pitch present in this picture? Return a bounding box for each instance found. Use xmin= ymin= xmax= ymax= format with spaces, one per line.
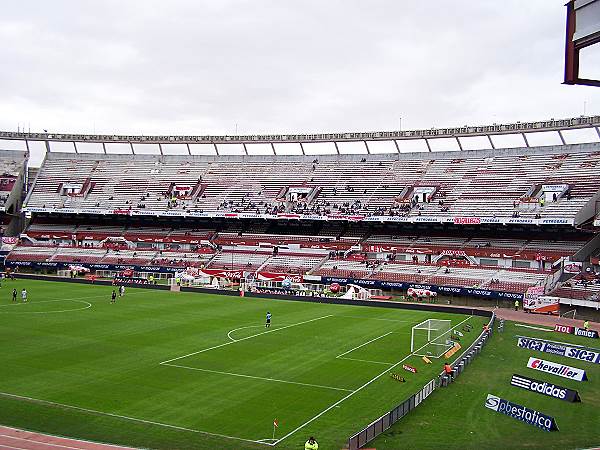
xmin=0 ymin=279 xmax=485 ymax=450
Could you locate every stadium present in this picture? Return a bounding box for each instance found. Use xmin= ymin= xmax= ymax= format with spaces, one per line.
xmin=1 ymin=2 xmax=600 ymax=450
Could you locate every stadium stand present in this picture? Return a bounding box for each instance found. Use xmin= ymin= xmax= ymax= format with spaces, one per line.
xmin=2 ymin=117 xmax=599 ymax=301
xmin=22 ymin=144 xmax=600 ymax=225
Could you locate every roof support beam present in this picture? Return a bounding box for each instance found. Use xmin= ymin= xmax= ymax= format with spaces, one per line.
xmin=364 ymin=140 xmax=371 ymax=154
xmin=213 ymin=142 xmax=219 ymax=155
xmin=270 ymin=142 xmax=276 ymax=155
xmin=595 ymin=127 xmax=600 ymax=140
xmin=487 ymin=134 xmax=495 ymax=149
xmin=299 ymin=142 xmax=305 ymax=155
xmin=242 ymin=143 xmax=248 ymax=155
xmin=455 ymin=136 xmax=463 ymax=151
xmin=424 ymin=138 xmax=432 ymax=152
xmin=393 ymin=140 xmax=400 ymax=153
xmin=186 ymin=143 xmax=191 ymax=155
xmin=558 ymin=130 xmax=566 ymax=145
xmin=102 ymin=142 xmax=107 ymax=154
xmin=334 ymin=141 xmax=340 ymax=154
xmin=158 ymin=143 xmax=164 ymax=155
xmin=130 ymin=142 xmax=135 ymax=154
xmin=73 ymin=141 xmax=78 ymax=154
xmin=521 ymin=133 xmax=530 ymax=147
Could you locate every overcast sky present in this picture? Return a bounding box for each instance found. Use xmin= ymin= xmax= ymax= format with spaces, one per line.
xmin=1 ymin=0 xmax=600 ymax=138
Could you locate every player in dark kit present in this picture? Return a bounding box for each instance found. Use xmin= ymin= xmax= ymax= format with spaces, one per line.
xmin=12 ymin=288 xmax=17 ymax=302
xmin=265 ymin=311 xmax=272 ymax=328
xmin=111 ymin=290 xmax=117 ymax=304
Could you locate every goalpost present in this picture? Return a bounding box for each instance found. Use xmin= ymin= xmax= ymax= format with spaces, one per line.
xmin=411 ymin=319 xmax=453 ymax=358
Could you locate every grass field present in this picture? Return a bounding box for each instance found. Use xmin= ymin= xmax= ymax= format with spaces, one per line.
xmin=372 ymin=321 xmax=600 ymax=450
xmin=0 ymin=279 xmax=485 ymax=450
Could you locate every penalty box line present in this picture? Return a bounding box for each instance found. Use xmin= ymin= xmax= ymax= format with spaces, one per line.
xmin=162 ymin=363 xmax=353 ymax=393
xmin=273 ymin=315 xmax=474 ymax=446
xmin=159 ymin=314 xmax=334 ymax=365
xmin=0 ymin=391 xmax=275 ymax=447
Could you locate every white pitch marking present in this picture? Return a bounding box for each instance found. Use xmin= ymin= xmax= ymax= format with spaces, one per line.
xmin=163 ymin=363 xmax=353 ymax=392
xmin=0 ymin=391 xmax=272 ymax=447
xmin=0 ymin=299 xmax=92 ymax=314
xmin=337 ymin=357 xmax=394 ymax=365
xmin=227 ymin=325 xmax=266 ymax=342
xmin=514 ymin=323 xmax=553 ymax=332
xmin=337 ymin=315 xmax=413 ymax=323
xmin=336 ymin=331 xmax=393 ymax=358
xmin=160 ymin=314 xmax=333 ymax=364
xmin=273 ymin=315 xmax=474 ymax=445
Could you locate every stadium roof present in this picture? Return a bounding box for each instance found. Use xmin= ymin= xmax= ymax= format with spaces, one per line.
xmin=1 ymin=116 xmax=599 ymax=157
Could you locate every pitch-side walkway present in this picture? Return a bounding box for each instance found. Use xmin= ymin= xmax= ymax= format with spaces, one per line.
xmin=390 ymin=300 xmax=600 ymax=332
xmin=0 ymin=426 xmax=137 ymax=450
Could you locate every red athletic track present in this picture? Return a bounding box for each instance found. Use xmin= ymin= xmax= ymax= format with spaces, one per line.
xmin=0 ymin=426 xmax=136 ymax=450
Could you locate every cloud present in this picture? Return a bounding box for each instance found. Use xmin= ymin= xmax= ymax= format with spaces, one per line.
xmin=0 ymin=0 xmax=599 ymax=140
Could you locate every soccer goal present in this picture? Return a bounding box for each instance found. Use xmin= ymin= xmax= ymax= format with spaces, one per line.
xmin=411 ymin=319 xmax=453 ymax=358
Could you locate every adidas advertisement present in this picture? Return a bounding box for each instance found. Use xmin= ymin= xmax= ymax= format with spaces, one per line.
xmin=510 ymin=374 xmax=581 ymax=402
xmin=517 ymin=336 xmax=600 ymax=364
xmin=527 ymin=357 xmax=588 ymax=381
xmin=484 ymin=394 xmax=559 ymax=432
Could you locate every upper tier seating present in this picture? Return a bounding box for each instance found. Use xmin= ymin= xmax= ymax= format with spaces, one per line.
xmin=25 ymin=147 xmax=600 ymax=221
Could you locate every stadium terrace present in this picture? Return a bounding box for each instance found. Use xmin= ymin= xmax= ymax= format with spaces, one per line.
xmin=0 ymin=116 xmax=597 ymax=309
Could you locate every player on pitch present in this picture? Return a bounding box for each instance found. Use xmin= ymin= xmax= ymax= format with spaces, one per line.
xmin=265 ymin=311 xmax=272 ymax=328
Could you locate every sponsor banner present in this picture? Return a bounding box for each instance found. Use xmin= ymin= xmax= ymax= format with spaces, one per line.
xmin=480 ymin=217 xmax=502 ymax=224
xmin=510 ymin=374 xmax=580 ymax=402
xmin=507 ymin=217 xmax=535 ymax=224
xmin=203 ymin=268 xmax=242 ymax=279
xmin=554 ymin=324 xmax=574 ymax=334
xmin=484 ymin=394 xmax=559 ymax=431
xmin=444 ymin=343 xmax=462 ymax=359
xmin=402 ymin=364 xmax=417 ymax=373
xmin=527 ymin=357 xmax=588 ymax=381
xmin=454 ymin=217 xmax=481 ymax=225
xmin=21 ymin=205 xmax=574 ymax=226
xmin=517 ymin=336 xmax=600 ymax=364
xmin=574 ymin=328 xmax=599 ymax=339
xmin=114 ymin=276 xmax=152 ymax=285
xmin=320 ymin=277 xmax=524 ymax=301
xmin=540 ymin=218 xmax=573 ymax=225
xmin=564 ymin=261 xmax=582 ymax=274
xmin=256 ymin=272 xmax=304 ymax=283
xmin=524 ymin=286 xmax=544 ymax=309
xmin=440 ymin=249 xmax=468 ymax=257
xmin=5 ymin=260 xmax=182 ymax=274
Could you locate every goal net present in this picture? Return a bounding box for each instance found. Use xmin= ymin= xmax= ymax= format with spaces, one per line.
xmin=411 ymin=319 xmax=453 ymax=358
